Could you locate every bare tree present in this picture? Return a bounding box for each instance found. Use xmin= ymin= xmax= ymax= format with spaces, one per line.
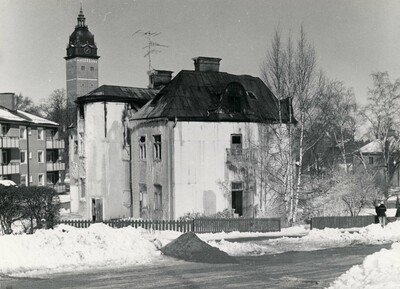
xmin=361 ymin=72 xmax=400 ymax=191
xmin=14 ymin=93 xmax=42 ymax=115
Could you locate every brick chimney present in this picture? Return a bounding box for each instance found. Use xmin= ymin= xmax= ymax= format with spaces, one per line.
xmin=193 ymin=57 xmax=221 ymax=72
xmin=148 ymin=70 xmax=173 ymax=90
xmin=0 ymin=93 xmax=16 ymax=110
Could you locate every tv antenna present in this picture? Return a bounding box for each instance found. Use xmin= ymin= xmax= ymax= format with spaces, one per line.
xmin=132 ymin=30 xmax=168 ymax=71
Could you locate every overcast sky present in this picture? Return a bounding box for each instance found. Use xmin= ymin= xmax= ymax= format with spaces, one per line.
xmin=1 ymin=0 xmax=400 ymax=105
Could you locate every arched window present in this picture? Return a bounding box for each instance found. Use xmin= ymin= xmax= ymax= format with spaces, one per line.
xmin=222 ymin=82 xmax=246 ymax=113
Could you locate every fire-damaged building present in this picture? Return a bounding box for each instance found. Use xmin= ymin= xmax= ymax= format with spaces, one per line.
xmin=129 ymin=57 xmax=293 ymax=220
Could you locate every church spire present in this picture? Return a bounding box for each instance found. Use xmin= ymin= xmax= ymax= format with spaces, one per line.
xmin=77 ymin=4 xmax=86 ymax=28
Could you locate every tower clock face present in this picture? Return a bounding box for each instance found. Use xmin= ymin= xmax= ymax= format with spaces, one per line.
xmin=84 ymin=46 xmax=91 ymax=54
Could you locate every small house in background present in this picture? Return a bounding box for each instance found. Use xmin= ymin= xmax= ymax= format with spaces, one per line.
xmin=0 ymin=93 xmax=66 ymax=192
xmin=129 ymin=57 xmax=294 ymax=220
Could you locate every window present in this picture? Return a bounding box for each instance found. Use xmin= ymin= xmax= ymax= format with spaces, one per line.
xmin=139 ymin=184 xmax=147 ymax=217
xmin=28 ymin=127 xmax=31 ymax=135
xmin=37 ymin=128 xmax=43 ymax=140
xmin=79 ymin=105 xmax=85 ymax=119
xmin=223 ymin=83 xmax=245 ymax=113
xmin=81 ymin=66 xmax=85 ymax=71
xmin=80 ymin=178 xmax=86 ymax=198
xmin=369 ymin=156 xmax=374 ymax=165
xmin=1 ymin=125 xmax=8 ymax=136
xmin=20 ymin=175 xmax=27 ymax=186
xmin=231 ymin=134 xmax=243 ymax=155
xmin=38 ymin=151 xmax=44 ymax=163
xmin=46 ymin=151 xmax=54 ymax=163
xmin=20 ymin=151 xmax=27 ymax=164
xmin=20 ymin=126 xmax=26 ymax=139
xmin=139 ymin=136 xmax=146 ymax=159
xmin=1 ymin=150 xmax=7 ymax=165
xmin=90 ymin=66 xmax=94 ymax=71
xmin=38 ymin=174 xmax=44 ymax=186
xmin=29 ymin=175 xmax=33 ymax=183
xmin=47 ymin=173 xmax=55 ymax=185
xmin=153 ymin=135 xmax=161 ymax=160
xmin=29 ymin=152 xmax=32 ymax=159
xmin=154 ymin=184 xmax=162 ymax=210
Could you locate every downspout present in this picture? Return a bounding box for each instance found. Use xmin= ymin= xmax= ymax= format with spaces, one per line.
xmin=169 ymin=117 xmax=178 ymax=220
xmin=27 ymin=125 xmax=31 ymax=187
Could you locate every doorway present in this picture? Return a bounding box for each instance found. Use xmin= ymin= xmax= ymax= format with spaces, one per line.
xmin=92 ymin=198 xmax=103 ymax=222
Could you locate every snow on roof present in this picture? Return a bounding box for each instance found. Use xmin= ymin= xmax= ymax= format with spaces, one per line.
xmin=0 ymin=107 xmax=28 ymax=122
xmin=359 ymin=138 xmax=400 ymax=154
xmin=16 ymin=110 xmax=59 ymax=126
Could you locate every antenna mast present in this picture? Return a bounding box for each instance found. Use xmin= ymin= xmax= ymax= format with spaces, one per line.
xmin=132 ymin=30 xmax=168 ymax=71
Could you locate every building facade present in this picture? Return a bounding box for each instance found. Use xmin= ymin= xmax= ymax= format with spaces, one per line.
xmin=0 ymin=93 xmax=66 ymax=191
xmin=130 ymin=57 xmax=293 ymax=220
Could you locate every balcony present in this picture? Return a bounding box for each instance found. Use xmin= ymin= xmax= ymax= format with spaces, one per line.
xmin=48 ymin=183 xmax=66 ymax=193
xmin=46 ymin=138 xmax=65 ymax=149
xmin=226 ymin=148 xmax=258 ymax=164
xmin=46 ymin=162 xmax=65 ymax=171
xmin=0 ymin=162 xmax=20 ymax=175
xmin=0 ymin=137 xmax=19 ymax=148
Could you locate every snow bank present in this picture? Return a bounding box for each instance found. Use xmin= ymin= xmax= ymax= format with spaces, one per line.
xmin=0 ymin=223 xmax=179 ymax=276
xmin=328 ymin=242 xmax=400 ymax=289
xmin=209 ymin=221 xmax=400 ymax=256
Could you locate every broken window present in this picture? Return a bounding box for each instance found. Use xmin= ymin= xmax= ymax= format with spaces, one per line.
xmin=153 ymin=135 xmax=161 ymax=160
xmin=231 ymin=134 xmax=243 ymax=155
xmin=139 ymin=136 xmax=146 ymax=159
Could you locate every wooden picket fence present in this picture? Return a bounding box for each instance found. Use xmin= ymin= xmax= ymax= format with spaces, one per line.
xmin=59 ymin=218 xmax=281 ymax=233
xmin=310 ymin=215 xmax=377 ymax=230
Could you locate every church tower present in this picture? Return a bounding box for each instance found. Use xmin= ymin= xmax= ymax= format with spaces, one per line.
xmin=65 ymin=6 xmax=99 ymax=102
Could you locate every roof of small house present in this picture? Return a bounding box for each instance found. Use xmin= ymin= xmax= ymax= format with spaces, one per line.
xmin=0 ymin=105 xmax=60 ymax=127
xmin=131 ymin=70 xmax=293 ymax=123
xmin=76 ymin=85 xmax=158 ymax=110
xmin=358 ymin=138 xmax=400 ymax=154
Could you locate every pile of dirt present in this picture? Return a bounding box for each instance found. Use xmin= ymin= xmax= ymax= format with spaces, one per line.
xmin=160 ymin=232 xmax=237 ymax=264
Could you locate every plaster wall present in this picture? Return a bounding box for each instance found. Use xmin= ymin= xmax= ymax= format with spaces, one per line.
xmin=173 ymin=121 xmax=261 ymax=218
xmin=82 ymin=101 xmax=130 ymax=220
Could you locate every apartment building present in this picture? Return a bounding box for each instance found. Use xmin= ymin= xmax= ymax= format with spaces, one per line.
xmin=0 ymin=93 xmax=66 ymax=192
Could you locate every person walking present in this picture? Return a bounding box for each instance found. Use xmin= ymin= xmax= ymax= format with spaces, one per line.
xmin=375 ymin=201 xmax=387 ymax=228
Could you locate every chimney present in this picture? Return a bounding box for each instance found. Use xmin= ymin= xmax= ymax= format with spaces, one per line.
xmin=193 ymin=56 xmax=221 ymax=72
xmin=148 ymin=70 xmax=173 ymax=90
xmin=0 ymin=93 xmax=16 ymax=110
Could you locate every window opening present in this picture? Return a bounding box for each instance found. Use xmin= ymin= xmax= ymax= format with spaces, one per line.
xmin=153 ymin=135 xmax=161 ymax=160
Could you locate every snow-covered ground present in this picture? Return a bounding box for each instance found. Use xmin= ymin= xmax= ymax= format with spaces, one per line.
xmin=1 ymin=221 xmax=400 ymax=286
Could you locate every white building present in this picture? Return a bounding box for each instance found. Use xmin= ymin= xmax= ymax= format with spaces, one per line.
xmin=129 ymin=57 xmax=293 ymax=220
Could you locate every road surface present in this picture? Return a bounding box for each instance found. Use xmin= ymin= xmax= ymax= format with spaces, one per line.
xmin=0 ymin=243 xmax=391 ymax=289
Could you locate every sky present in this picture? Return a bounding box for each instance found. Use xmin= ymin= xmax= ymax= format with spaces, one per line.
xmin=1 ymin=0 xmax=400 ymax=105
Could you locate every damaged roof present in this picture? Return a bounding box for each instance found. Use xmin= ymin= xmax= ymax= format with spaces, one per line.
xmin=131 ymin=70 xmax=293 ymax=123
xmin=76 ymin=85 xmax=158 ymax=109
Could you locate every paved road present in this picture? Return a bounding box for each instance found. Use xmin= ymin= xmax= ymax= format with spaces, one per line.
xmin=0 ymin=243 xmax=391 ymax=289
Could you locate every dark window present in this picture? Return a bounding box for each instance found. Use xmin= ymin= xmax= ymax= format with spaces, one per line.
xmin=81 ymin=66 xmax=85 ymax=71
xmin=79 ymin=105 xmax=85 ymax=119
xmin=153 ymin=135 xmax=161 ymax=160
xmin=90 ymin=67 xmax=94 ymax=71
xmin=139 ymin=136 xmax=146 ymax=159
xmin=224 ymin=83 xmax=245 ymax=113
xmin=369 ymin=157 xmax=374 ymax=165
xmin=231 ymin=134 xmax=242 ymax=155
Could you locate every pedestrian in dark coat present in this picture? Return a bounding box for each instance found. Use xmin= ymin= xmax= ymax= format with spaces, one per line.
xmin=375 ymin=202 xmax=387 ymax=228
